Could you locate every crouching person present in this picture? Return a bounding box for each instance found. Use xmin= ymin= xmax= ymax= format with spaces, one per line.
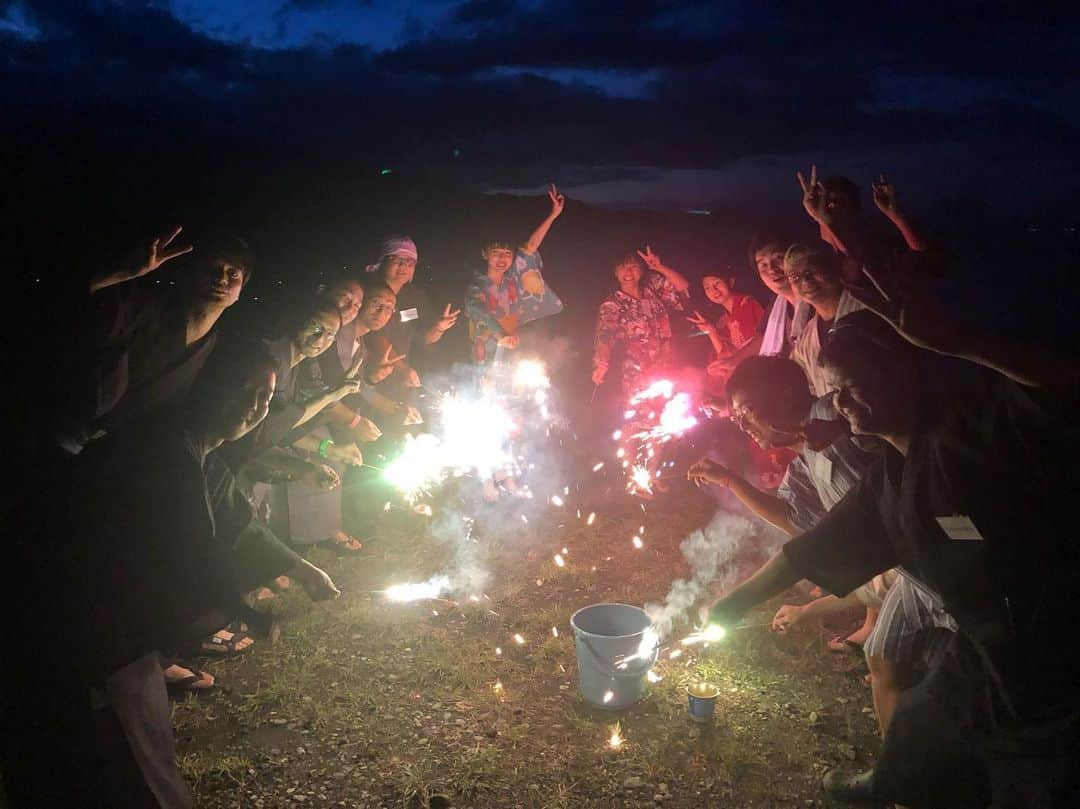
xmin=4 ymin=339 xmax=339 ymax=808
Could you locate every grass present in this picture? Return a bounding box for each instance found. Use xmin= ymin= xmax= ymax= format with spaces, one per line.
xmin=173 ymin=477 xmax=882 ymax=808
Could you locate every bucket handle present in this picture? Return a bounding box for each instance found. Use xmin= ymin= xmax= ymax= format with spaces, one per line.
xmin=579 ymin=636 xmax=658 ymax=680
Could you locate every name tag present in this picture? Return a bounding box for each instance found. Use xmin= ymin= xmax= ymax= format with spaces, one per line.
xmin=936 ymin=515 xmax=984 ymax=541
xmin=399 ymin=308 xmax=418 ymax=322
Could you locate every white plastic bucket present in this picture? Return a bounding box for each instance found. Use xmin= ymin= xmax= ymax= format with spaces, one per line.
xmin=570 ymin=603 xmax=657 ymax=710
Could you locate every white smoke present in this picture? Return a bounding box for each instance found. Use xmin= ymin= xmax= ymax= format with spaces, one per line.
xmin=645 ymin=508 xmax=783 ymax=638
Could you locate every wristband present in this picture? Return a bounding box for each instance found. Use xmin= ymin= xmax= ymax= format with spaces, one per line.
xmin=318 ymin=438 xmax=334 ymax=458
xmin=348 ymin=413 xmax=363 ymax=429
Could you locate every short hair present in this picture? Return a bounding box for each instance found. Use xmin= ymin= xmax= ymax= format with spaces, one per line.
xmin=196 ymin=230 xmax=254 ymax=285
xmin=783 ymin=242 xmax=839 ymax=278
xmin=726 ymin=355 xmax=812 ymax=424
xmin=481 ymin=240 xmax=515 ymax=255
xmin=746 ymin=230 xmax=795 ymax=270
xmin=188 ymin=337 xmax=276 ymax=419
xmin=286 ymin=298 xmax=342 ymax=335
xmin=823 ymin=175 xmax=860 ymax=213
xmin=818 ymin=309 xmax=913 ymax=371
xmin=614 ymin=252 xmax=644 ymax=271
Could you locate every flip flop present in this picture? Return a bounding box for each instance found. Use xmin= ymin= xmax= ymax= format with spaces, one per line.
xmin=317 ymin=533 xmax=364 ymax=555
xmin=198 ymin=623 xmax=255 ymax=656
xmin=163 ymin=662 xmax=215 ymax=694
xmin=827 ymin=636 xmax=863 ymax=654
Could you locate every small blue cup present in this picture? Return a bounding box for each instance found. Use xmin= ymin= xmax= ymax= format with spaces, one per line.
xmin=686 ymin=682 xmax=719 ymax=723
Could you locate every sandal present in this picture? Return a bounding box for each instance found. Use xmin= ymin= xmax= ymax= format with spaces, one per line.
xmin=237 ymin=607 xmax=281 ymax=645
xmin=318 ymin=531 xmax=364 ymax=554
xmin=827 ymin=636 xmax=863 ymax=654
xmin=198 ymin=622 xmax=255 ymax=656
xmin=163 ymin=661 xmax=215 ymax=694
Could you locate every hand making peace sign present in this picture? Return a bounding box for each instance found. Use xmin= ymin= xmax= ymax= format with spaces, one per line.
xmin=435 ymin=303 xmax=461 ymax=333
xmin=796 ymin=165 xmax=830 ymax=226
xmin=636 ymin=244 xmax=664 ymax=271
xmin=548 ymin=184 xmax=566 ymax=218
xmin=136 ymin=225 xmax=194 ymax=279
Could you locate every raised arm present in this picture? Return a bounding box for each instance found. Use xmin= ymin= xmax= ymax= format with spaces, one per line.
xmin=521 ymin=184 xmax=565 ymax=255
xmin=841 ymin=244 xmax=1080 ymax=388
xmin=89 ymin=226 xmax=194 ymax=294
xmin=687 ymin=458 xmax=799 ymax=536
xmin=636 ymin=245 xmax=690 ymax=294
xmin=872 ymin=174 xmax=929 ymax=253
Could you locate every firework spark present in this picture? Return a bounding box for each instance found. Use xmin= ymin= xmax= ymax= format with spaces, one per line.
xmin=384 ymin=575 xmax=451 ymax=603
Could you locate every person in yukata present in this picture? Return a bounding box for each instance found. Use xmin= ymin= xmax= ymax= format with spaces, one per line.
xmin=6 ymin=339 xmax=339 ymax=809
xmin=688 ymin=354 xmax=956 ymax=742
xmin=783 ymin=243 xmax=867 ymax=396
xmin=686 ymin=273 xmax=765 ymax=388
xmin=591 ymin=245 xmax=690 ymax=396
xmin=49 ymin=225 xmax=251 ymax=455
xmin=464 ymin=183 xmax=566 ymax=364
xmin=796 ymin=165 xmax=931 ymax=287
xmin=287 ymin=283 xmax=417 ymax=551
xmin=699 ymin=279 xmax=1080 ymax=809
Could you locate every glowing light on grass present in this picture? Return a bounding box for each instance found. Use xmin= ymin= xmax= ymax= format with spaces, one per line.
xmin=669 ymin=649 xmax=683 ymax=660
xmin=592 ymin=462 xmax=605 ymax=472
xmin=550 ymin=495 xmax=564 ymax=507
xmin=495 ymin=647 xmax=502 ymax=656
xmin=493 ymin=680 xmax=504 ymax=695
xmin=602 ymin=689 xmax=614 ymax=704
xmin=521 ymin=514 xmax=528 ymax=524
xmin=554 ymin=554 xmax=565 ymax=567
xmin=513 ymin=633 xmax=525 ymax=645
xmin=615 ymin=448 xmax=626 ymax=459
xmin=608 ymin=722 xmax=623 ymax=749
xmin=647 ymin=670 xmax=662 ymax=683
xmin=551 ymin=627 xmax=559 ymax=638
xmin=632 ymin=536 xmax=644 ymax=549
xmin=586 ymin=512 xmax=597 ymax=526
xmin=681 ymin=624 xmax=727 ymax=646
xmin=384 ymin=575 xmax=450 ymax=603
xmin=414 ymin=503 xmax=433 ymax=516
xmin=612 ymin=430 xmax=622 ymax=440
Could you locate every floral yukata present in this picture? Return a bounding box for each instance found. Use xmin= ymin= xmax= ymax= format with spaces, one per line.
xmin=464 ymin=249 xmax=563 ymax=364
xmin=594 ymin=273 xmax=689 ymax=395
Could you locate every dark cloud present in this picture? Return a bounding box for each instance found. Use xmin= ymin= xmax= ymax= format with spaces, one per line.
xmin=2 ymin=0 xmax=1078 ymax=213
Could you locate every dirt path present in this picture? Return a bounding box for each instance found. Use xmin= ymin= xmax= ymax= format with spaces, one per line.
xmin=174 ymin=479 xmax=880 ymax=808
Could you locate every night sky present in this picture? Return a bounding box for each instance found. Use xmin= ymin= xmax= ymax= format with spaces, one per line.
xmin=4 ymin=1 xmax=1078 ymax=218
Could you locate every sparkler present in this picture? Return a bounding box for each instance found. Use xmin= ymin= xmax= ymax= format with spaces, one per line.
xmin=383 ymin=575 xmax=451 ymax=603
xmin=608 ymin=722 xmax=623 ymax=749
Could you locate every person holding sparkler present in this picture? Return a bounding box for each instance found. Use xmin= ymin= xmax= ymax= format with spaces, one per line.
xmin=464 ymin=183 xmax=566 ymax=364
xmin=593 ymin=247 xmax=690 ymax=495
xmin=688 ymin=354 xmax=956 ymax=742
xmin=8 ymin=340 xmax=340 ymax=808
xmin=592 ymin=246 xmax=690 ymax=396
xmin=697 ymin=268 xmax=1080 ymax=808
